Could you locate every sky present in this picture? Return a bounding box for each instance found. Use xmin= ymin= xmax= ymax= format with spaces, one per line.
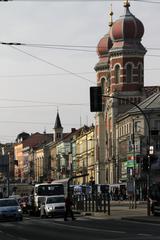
xmin=0 ymin=0 xmax=159 ymax=143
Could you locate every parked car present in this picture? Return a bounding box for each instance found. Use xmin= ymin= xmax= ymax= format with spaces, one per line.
xmin=0 ymin=198 xmax=23 ymax=221
xmin=40 ymin=196 xmax=65 ymax=218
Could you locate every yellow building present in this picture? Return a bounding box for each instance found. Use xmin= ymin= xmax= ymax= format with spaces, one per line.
xmin=34 ymin=148 xmax=44 ymax=183
xmin=14 ymin=143 xmax=24 ymax=181
xmin=76 ymin=125 xmax=95 ymax=184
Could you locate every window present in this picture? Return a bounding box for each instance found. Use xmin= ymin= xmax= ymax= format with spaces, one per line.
xmin=126 ymin=64 xmax=132 ymax=83
xmin=56 ymin=133 xmax=61 ymax=139
xmin=127 ymin=124 xmax=129 ymax=134
xmin=115 ymin=65 xmax=120 ymax=84
xmin=101 ymin=77 xmax=106 ymax=94
xmin=134 ymin=121 xmax=141 ymax=132
xmin=138 ymin=64 xmax=143 ymax=82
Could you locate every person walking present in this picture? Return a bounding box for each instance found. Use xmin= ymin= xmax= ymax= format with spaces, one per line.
xmin=64 ymin=196 xmax=76 ymax=221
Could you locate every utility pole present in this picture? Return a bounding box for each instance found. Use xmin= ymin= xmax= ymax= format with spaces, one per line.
xmin=132 ymin=118 xmax=136 ymax=209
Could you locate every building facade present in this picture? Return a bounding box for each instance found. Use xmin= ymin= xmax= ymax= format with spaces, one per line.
xmin=94 ymin=1 xmax=160 ymax=184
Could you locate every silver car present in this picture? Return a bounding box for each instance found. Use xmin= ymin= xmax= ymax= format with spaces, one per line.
xmin=0 ymin=198 xmax=23 ymax=221
xmin=40 ymin=195 xmax=65 ymax=218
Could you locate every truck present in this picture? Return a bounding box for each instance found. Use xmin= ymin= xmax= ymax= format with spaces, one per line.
xmin=29 ymin=182 xmax=65 ymax=216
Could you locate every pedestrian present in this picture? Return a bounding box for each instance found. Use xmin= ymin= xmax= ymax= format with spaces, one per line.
xmin=64 ymin=196 xmax=76 ymax=221
xmin=40 ymin=201 xmax=46 ymax=218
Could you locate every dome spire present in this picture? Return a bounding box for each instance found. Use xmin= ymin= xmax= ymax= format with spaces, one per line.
xmin=108 ymin=4 xmax=113 ymax=27
xmin=123 ymin=0 xmax=130 ymax=8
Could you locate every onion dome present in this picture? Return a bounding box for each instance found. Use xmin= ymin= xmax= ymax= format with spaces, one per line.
xmin=110 ymin=1 xmax=144 ymax=42
xmin=97 ymin=33 xmax=112 ymax=57
xmin=96 ymin=5 xmax=113 ymax=57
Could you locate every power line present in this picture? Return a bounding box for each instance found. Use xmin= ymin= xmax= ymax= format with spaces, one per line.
xmin=2 ymin=42 xmax=160 ymax=52
xmin=0 ymin=103 xmax=88 ymax=108
xmin=0 ymin=67 xmax=158 ymax=80
xmin=0 ymin=42 xmax=95 ymax=52
xmin=0 ymin=120 xmax=81 ymax=126
xmin=147 ymin=54 xmax=160 ymax=58
xmin=0 ymin=0 xmax=160 ymax=3
xmin=0 ymin=72 xmax=94 ymax=78
xmin=9 ymin=45 xmax=95 ymax=84
xmin=0 ymin=97 xmax=87 ymax=104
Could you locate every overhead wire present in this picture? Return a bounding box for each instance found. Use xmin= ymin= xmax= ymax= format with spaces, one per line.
xmin=5 ymin=44 xmax=95 ymax=84
xmin=0 ymin=72 xmax=95 ymax=78
xmin=1 ymin=42 xmax=160 ymax=79
xmin=1 ymin=0 xmax=160 ymax=3
xmin=0 ymin=120 xmax=81 ymax=126
xmin=0 ymin=103 xmax=88 ymax=108
xmin=2 ymin=41 xmax=160 ymax=52
xmin=0 ymin=97 xmax=87 ymax=105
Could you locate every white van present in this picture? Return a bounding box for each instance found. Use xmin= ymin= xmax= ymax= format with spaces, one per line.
xmin=40 ymin=195 xmax=65 ymax=218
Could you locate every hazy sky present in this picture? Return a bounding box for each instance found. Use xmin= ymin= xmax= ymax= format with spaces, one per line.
xmin=0 ymin=0 xmax=159 ymax=143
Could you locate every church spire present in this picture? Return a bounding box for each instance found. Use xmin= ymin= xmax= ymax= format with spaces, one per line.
xmin=123 ymin=0 xmax=130 ymax=8
xmin=108 ymin=4 xmax=113 ymax=27
xmin=53 ymin=110 xmax=63 ymax=142
xmin=54 ymin=110 xmax=62 ymax=129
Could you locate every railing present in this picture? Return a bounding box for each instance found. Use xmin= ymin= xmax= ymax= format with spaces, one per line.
xmin=72 ymin=192 xmax=110 ymax=215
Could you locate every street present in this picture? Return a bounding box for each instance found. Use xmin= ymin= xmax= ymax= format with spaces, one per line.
xmin=0 ymin=215 xmax=160 ymax=240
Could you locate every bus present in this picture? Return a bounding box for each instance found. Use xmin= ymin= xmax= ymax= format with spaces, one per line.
xmin=52 ymin=178 xmax=72 ymax=196
xmin=31 ymin=183 xmax=64 ymax=215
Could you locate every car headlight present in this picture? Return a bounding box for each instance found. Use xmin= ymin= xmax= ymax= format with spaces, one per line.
xmin=47 ymin=207 xmax=53 ymax=211
xmin=18 ymin=208 xmax=22 ymax=213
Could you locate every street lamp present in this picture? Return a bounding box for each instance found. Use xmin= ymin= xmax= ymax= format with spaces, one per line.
xmin=132 ymin=117 xmax=138 ymax=209
xmin=104 ymin=95 xmax=151 ymax=215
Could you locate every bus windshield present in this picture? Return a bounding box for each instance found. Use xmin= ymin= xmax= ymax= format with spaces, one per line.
xmin=36 ymin=184 xmax=64 ymax=196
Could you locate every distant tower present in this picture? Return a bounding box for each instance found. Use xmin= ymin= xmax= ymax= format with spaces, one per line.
xmin=109 ymin=0 xmax=146 ymax=109
xmin=95 ymin=1 xmax=147 ymax=184
xmin=53 ymin=111 xmax=63 ymax=142
xmin=107 ymin=1 xmax=146 ymax=183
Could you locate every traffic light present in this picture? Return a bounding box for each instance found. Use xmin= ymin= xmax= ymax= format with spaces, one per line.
xmin=90 ymin=86 xmax=102 ymax=112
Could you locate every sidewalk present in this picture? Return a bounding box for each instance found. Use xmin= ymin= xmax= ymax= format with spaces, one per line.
xmin=78 ymin=205 xmax=160 ymax=224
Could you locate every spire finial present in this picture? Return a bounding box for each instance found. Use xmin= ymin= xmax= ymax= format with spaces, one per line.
xmin=108 ymin=4 xmax=113 ymax=27
xmin=124 ymin=0 xmax=130 ymax=8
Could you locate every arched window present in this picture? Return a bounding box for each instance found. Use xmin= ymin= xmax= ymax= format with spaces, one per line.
xmin=101 ymin=77 xmax=106 ymax=94
xmin=126 ymin=64 xmax=132 ymax=83
xmin=138 ymin=64 xmax=143 ymax=82
xmin=115 ymin=65 xmax=120 ymax=84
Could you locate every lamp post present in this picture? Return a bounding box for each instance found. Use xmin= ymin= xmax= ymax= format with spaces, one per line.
xmin=132 ymin=118 xmax=137 ymax=209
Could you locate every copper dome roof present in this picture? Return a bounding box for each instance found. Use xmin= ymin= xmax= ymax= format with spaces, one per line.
xmin=110 ymin=4 xmax=144 ymax=42
xmin=97 ymin=32 xmax=113 ymax=57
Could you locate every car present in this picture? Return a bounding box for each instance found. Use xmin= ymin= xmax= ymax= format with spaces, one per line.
xmin=151 ymin=200 xmax=160 ymax=216
xmin=40 ymin=195 xmax=65 ymax=218
xmin=0 ymin=198 xmax=23 ymax=221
